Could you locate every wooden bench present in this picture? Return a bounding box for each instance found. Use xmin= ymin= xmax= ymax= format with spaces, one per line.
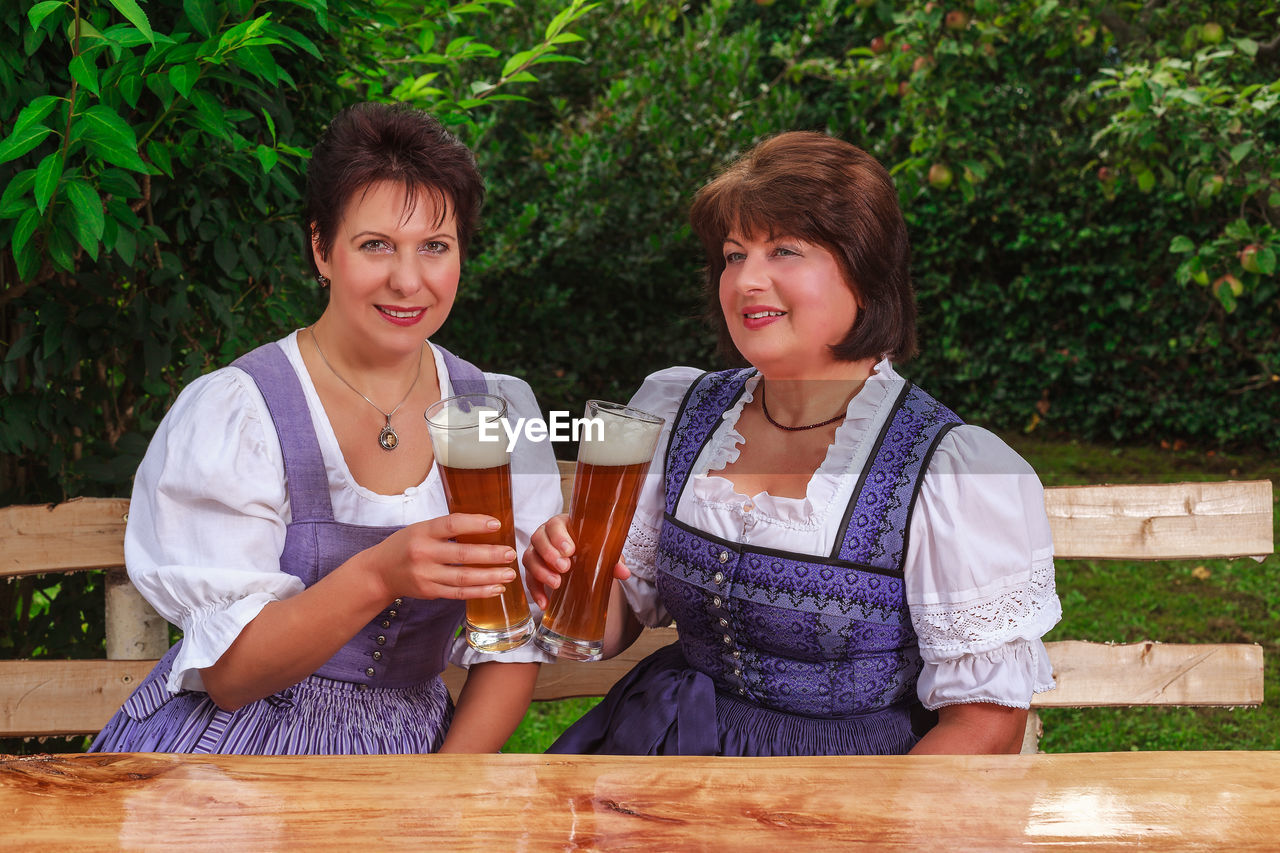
xmin=2 ymin=464 xmax=1272 ymax=753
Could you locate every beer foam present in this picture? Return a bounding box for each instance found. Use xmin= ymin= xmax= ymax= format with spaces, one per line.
xmin=577 ymin=405 xmax=662 ymax=466
xmin=427 ymin=404 xmax=509 ymax=469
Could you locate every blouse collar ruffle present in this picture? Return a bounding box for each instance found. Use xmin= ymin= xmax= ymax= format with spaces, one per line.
xmin=691 ymin=358 xmax=901 ymax=526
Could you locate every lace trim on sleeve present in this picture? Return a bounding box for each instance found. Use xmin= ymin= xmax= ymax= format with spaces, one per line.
xmin=621 ymin=517 xmax=661 ymax=581
xmin=913 ymin=558 xmax=1061 ymax=659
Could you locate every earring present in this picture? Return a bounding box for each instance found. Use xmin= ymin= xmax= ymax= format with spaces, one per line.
xmin=316 ymin=274 xmax=330 ymax=287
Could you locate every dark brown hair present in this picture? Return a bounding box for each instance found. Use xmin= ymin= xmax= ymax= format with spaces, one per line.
xmin=689 ymin=131 xmax=917 ymax=363
xmin=304 ymin=102 xmax=484 ymax=274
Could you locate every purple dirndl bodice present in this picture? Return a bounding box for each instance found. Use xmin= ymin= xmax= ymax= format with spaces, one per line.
xmin=91 ymin=340 xmax=486 ymax=755
xmin=549 ymin=369 xmax=962 ymax=756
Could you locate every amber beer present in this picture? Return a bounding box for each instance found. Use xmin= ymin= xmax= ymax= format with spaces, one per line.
xmin=424 ymin=393 xmax=533 ymax=653
xmin=535 ymin=401 xmax=664 ymax=661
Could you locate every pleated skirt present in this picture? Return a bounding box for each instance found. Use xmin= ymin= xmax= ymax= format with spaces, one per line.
xmin=90 ymin=644 xmax=453 ymax=755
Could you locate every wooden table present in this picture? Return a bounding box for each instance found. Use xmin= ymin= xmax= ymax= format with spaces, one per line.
xmin=2 ymin=747 xmax=1280 ymax=845
xmin=3 ymin=751 xmax=1277 ymax=850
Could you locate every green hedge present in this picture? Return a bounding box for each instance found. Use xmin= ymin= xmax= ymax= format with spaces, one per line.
xmin=450 ymin=0 xmax=1279 ymax=452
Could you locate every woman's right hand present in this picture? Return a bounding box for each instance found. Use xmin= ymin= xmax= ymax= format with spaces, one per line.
xmin=372 ymin=513 xmax=519 ymax=603
xmin=522 ymin=513 xmax=574 ymax=610
xmin=522 ymin=513 xmax=630 ymax=610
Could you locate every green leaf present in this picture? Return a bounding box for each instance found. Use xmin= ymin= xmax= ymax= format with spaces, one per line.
xmin=169 ymin=63 xmax=197 ymax=98
xmin=502 ymin=49 xmax=539 ymax=79
xmin=1169 ymin=235 xmax=1195 ymax=253
xmin=13 ymin=96 xmax=61 ymax=136
xmin=1230 ymin=141 xmax=1254 ymax=165
xmin=544 ymin=3 xmax=578 ymax=40
xmin=113 ymin=222 xmax=137 ymax=265
xmin=183 ymin=0 xmax=215 ymax=38
xmin=189 ymin=91 xmax=232 ymax=141
xmin=1136 ymin=169 xmax=1155 ymax=193
xmin=14 ymin=233 xmax=41 ymax=281
xmin=69 ymin=53 xmax=100 ymax=95
xmin=1214 ymin=280 xmax=1237 ymax=313
xmin=12 ymin=206 xmax=41 ymax=257
xmin=66 ymin=16 xmax=106 ymax=45
xmin=105 ymin=0 xmax=154 ymax=44
xmin=147 ymin=140 xmax=174 ymax=177
xmin=1224 ymin=219 xmax=1252 ymax=242
xmin=119 ymin=66 xmax=143 ymax=107
xmin=266 ymin=22 xmax=321 ymax=60
xmin=0 ymin=124 xmax=55 ymax=165
xmin=254 ymin=144 xmax=278 ymax=174
xmin=261 ymin=108 xmax=277 ymax=144
xmin=0 ymin=169 xmax=36 ymax=219
xmin=34 ymin=152 xmax=64 ymax=213
xmin=1236 ymin=38 xmax=1259 ymax=57
xmin=213 ymin=235 xmax=238 ymax=274
xmin=231 ymin=44 xmax=279 ymax=84
xmin=28 ymin=0 xmax=65 ymax=31
xmin=1256 ymin=247 xmax=1277 ymax=276
xmin=79 ymin=105 xmax=148 ymax=172
xmin=48 ymin=225 xmax=75 ymax=271
xmin=63 ymin=179 xmax=105 ymax=252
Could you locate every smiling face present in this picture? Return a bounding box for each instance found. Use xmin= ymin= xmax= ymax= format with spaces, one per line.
xmin=718 ymin=231 xmax=861 ymax=378
xmin=313 ymin=180 xmax=460 ymax=363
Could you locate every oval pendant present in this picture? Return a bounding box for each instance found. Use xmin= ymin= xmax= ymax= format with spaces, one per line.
xmin=379 ymin=425 xmax=399 ymax=451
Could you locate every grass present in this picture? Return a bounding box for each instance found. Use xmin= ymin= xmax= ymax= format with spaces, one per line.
xmin=502 ymin=434 xmax=1280 ymax=754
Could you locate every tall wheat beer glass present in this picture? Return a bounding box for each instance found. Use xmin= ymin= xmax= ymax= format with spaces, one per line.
xmin=534 ymin=401 xmax=664 ymax=661
xmin=424 ymin=393 xmax=534 ymax=653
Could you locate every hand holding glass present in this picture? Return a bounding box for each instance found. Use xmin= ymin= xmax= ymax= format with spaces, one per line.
xmin=424 ymin=393 xmax=534 ymax=653
xmin=534 ymin=401 xmax=664 ymax=661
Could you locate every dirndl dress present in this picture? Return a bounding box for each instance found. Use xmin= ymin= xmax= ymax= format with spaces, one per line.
xmin=90 ymin=341 xmax=486 ymax=755
xmin=549 ymin=368 xmax=963 ymax=756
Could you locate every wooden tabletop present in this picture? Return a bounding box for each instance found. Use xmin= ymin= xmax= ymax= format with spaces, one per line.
xmin=3 ymin=751 xmax=1278 ymax=851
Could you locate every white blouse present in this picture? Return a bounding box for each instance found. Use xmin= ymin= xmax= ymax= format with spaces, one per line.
xmin=618 ymin=361 xmax=1061 ymax=711
xmin=124 ymin=332 xmax=562 ymax=694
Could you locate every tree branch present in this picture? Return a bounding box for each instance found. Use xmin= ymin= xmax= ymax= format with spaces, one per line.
xmin=1097 ymin=7 xmax=1139 ymax=45
xmin=1256 ymin=33 xmax=1280 ymax=64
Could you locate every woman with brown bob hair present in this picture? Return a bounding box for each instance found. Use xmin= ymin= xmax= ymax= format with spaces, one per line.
xmin=90 ymin=103 xmax=561 ymax=755
xmin=526 ymin=131 xmax=1060 ymax=756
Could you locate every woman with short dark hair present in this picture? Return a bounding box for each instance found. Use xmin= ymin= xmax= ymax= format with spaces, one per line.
xmin=526 ymin=131 xmax=1060 ymax=756
xmin=91 ymin=103 xmax=559 ymax=755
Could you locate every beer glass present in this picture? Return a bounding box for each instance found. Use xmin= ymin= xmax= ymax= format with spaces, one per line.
xmin=534 ymin=401 xmax=664 ymax=661
xmin=424 ymin=393 xmax=533 ymax=653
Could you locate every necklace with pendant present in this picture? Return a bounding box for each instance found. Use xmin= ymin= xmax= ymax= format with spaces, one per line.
xmin=308 ymin=327 xmax=424 ymax=451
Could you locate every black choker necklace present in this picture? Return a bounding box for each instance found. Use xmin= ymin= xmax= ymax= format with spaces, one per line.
xmin=759 ymin=384 xmax=846 ymax=432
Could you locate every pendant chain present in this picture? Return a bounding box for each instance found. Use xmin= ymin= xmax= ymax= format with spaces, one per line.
xmin=308 ymin=327 xmax=424 ymax=451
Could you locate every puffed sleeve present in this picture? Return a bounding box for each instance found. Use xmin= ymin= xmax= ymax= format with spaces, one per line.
xmin=905 ymin=426 xmax=1061 ymax=710
xmin=615 ymin=366 xmax=705 ymax=628
xmin=124 ymin=368 xmax=304 ymax=694
xmin=450 ymin=374 xmax=563 ymax=666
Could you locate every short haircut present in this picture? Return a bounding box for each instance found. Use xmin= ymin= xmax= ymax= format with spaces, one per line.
xmin=304 ymin=102 xmax=484 ymax=272
xmin=689 ymin=131 xmax=917 ymax=364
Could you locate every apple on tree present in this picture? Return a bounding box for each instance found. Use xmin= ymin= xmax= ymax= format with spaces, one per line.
xmin=1212 ymin=275 xmax=1241 ymax=313
xmin=1240 ymin=245 xmax=1260 ymax=274
xmin=928 ymin=163 xmax=953 ymax=190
